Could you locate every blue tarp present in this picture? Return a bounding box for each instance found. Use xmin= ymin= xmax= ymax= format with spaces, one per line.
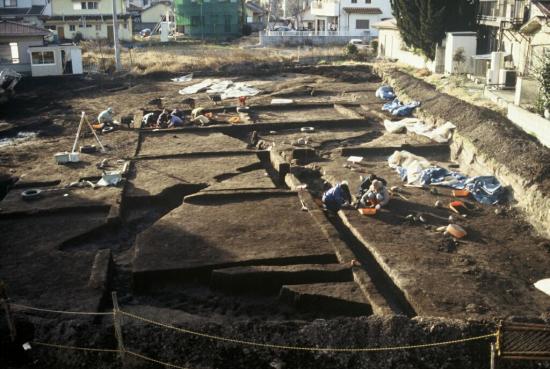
xmin=375 ymin=86 xmax=396 ymax=100
xmin=419 ymin=167 xmax=506 ymax=205
xmin=382 ymin=98 xmax=421 ymax=116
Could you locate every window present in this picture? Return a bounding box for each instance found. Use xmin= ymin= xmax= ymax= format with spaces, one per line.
xmin=9 ymin=43 xmax=19 ymax=64
xmin=365 ymin=0 xmax=371 ymax=3
xmin=31 ymin=51 xmax=55 ymax=65
xmin=351 ymin=0 xmax=357 ymax=3
xmin=47 ymin=25 xmax=56 ymax=31
xmin=81 ymin=1 xmax=86 ymax=8
xmin=69 ymin=25 xmax=76 ymax=31
xmin=87 ymin=2 xmax=98 ymax=9
xmin=355 ymin=19 xmax=369 ymax=29
xmin=4 ymin=0 xmax=17 ymax=8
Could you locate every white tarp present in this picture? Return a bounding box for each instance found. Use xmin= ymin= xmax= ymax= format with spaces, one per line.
xmin=171 ymin=73 xmax=193 ymax=83
xmin=179 ymin=79 xmax=261 ymax=100
xmin=384 ymin=118 xmax=456 ymax=143
xmin=388 ymin=150 xmax=432 ymax=186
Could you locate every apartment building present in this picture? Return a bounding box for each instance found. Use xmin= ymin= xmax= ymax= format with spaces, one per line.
xmin=44 ymin=0 xmax=133 ymax=41
xmin=309 ymin=0 xmax=391 ymax=37
xmin=0 ymin=0 xmax=51 ymax=27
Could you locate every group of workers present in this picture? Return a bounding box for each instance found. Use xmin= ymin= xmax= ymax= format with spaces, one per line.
xmin=142 ymin=109 xmax=186 ymax=129
xmin=322 ymin=174 xmax=390 ymax=212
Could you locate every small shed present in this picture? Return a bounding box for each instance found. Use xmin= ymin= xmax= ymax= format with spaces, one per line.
xmin=28 ymin=44 xmax=83 ymax=77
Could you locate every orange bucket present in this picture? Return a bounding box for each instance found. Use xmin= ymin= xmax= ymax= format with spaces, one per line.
xmin=452 ymin=189 xmax=470 ymax=197
xmin=358 ymin=208 xmax=377 ymax=216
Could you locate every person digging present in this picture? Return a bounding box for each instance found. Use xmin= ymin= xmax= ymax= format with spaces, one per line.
xmin=358 ymin=179 xmax=390 ymax=210
xmin=322 ymin=181 xmax=352 ymax=212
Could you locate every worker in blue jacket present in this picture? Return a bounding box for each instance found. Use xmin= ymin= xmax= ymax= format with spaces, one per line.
xmin=322 ymin=181 xmax=352 ymax=212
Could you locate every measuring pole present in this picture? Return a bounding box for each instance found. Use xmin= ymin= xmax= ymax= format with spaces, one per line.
xmin=112 ymin=0 xmax=121 ymax=71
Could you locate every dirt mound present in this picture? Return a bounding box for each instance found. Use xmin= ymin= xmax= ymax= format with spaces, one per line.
xmin=386 ymin=69 xmax=550 ymax=189
xmin=2 ymin=314 xmax=503 ymax=369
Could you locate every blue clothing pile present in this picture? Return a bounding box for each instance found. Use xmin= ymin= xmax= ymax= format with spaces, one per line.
xmin=382 ymin=98 xmax=421 ymax=116
xmin=375 ymin=86 xmax=396 ymax=100
xmin=419 ymin=167 xmax=506 ymax=205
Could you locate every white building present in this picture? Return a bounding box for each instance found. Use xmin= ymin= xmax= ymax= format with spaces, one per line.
xmin=44 ymin=0 xmax=133 ymax=41
xmin=310 ymin=0 xmax=391 ymax=37
xmin=0 ymin=0 xmax=51 ymax=27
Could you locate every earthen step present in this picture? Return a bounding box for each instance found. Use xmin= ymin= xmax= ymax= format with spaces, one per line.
xmin=279 ymin=282 xmax=372 ymax=316
xmin=210 ymin=264 xmax=352 ymax=294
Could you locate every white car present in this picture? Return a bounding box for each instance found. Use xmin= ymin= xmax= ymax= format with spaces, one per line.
xmin=348 ymin=39 xmax=369 ymax=50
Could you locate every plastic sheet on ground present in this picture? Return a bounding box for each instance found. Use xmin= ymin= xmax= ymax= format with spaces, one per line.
xmin=388 ymin=150 xmax=506 ymax=204
xmin=179 ymin=79 xmax=261 ymax=99
xmin=384 ymin=118 xmax=456 ymax=143
xmin=171 ymin=73 xmax=193 ymax=83
xmin=375 ymin=86 xmax=396 ymax=100
xmin=388 ymin=150 xmax=432 ymax=186
xmin=382 ymin=98 xmax=421 ymax=116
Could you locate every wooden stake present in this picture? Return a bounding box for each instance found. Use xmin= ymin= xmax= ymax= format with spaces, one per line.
xmin=490 ymin=343 xmax=498 ymax=369
xmin=111 ymin=291 xmax=125 ymax=360
xmin=71 ymin=112 xmax=85 ymax=154
xmin=83 ymin=114 xmax=106 ymax=153
xmin=0 ymin=281 xmax=16 ymax=342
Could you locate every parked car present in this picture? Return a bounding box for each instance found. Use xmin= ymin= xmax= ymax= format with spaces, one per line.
xmin=273 ymin=26 xmax=293 ymax=32
xmin=348 ymin=39 xmax=369 ymax=50
xmin=140 ymin=28 xmax=152 ymax=37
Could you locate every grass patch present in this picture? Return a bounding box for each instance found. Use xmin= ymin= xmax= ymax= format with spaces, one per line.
xmin=81 ymin=41 xmax=344 ymax=75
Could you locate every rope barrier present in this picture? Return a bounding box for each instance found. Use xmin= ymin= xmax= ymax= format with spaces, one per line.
xmin=10 ymin=303 xmax=113 ymax=316
xmin=9 ymin=302 xmax=497 ymax=355
xmin=126 ymin=350 xmax=187 ymax=369
xmin=119 ymin=310 xmax=497 ymax=352
xmin=31 ymin=341 xmax=120 ymax=353
xmin=31 ymin=341 xmax=188 ymax=369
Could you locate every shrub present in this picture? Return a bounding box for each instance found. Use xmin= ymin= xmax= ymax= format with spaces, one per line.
xmin=73 ymin=32 xmax=84 ymax=43
xmin=370 ymin=39 xmax=378 ymax=51
xmin=344 ymin=43 xmax=358 ymax=59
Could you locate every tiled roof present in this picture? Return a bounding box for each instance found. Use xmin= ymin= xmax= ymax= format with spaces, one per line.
xmin=533 ymin=1 xmax=550 ymax=17
xmin=0 ymin=5 xmax=45 ymax=16
xmin=0 ymin=20 xmax=49 ymax=36
xmin=373 ymin=18 xmax=397 ymax=29
xmin=342 ymin=7 xmax=382 ymax=14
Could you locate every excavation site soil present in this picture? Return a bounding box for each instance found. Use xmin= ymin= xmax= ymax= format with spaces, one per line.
xmin=1 ymin=64 xmax=549 ymax=369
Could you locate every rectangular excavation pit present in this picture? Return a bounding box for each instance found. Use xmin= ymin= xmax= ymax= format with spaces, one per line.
xmin=132 ymin=192 xmax=339 ymax=292
xmin=126 ymin=154 xmax=276 ymax=201
xmin=318 ymin=153 xmax=550 ymax=319
xmin=210 ymin=264 xmax=353 ymax=294
xmin=279 ymin=282 xmax=373 ymax=316
xmin=137 ymin=131 xmax=251 ymax=158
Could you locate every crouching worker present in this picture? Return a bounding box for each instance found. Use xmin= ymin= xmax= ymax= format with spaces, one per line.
xmin=360 ymin=179 xmax=390 ymax=210
xmin=98 ymin=107 xmax=115 ymax=127
xmin=322 ymin=181 xmax=352 ymax=212
xmin=168 ymin=109 xmax=185 ymax=128
xmin=357 ymin=173 xmax=387 ymax=198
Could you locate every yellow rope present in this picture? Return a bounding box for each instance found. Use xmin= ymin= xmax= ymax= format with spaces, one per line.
xmin=126 ymin=350 xmax=188 ymax=369
xmin=31 ymin=341 xmax=120 ymax=353
xmin=119 ymin=310 xmax=497 ymax=352
xmin=10 ymin=303 xmax=113 ymax=316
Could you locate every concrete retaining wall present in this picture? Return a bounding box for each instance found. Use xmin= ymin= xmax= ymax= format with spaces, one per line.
xmin=507 ymin=104 xmax=550 ymax=148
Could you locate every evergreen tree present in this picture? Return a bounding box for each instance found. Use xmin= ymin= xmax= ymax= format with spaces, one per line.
xmin=390 ymin=0 xmax=479 ymax=60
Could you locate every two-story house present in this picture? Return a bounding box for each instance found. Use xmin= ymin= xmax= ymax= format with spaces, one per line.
xmin=0 ymin=0 xmax=51 ymax=27
xmin=309 ymin=0 xmax=391 ymax=37
xmin=44 ymin=0 xmax=133 ymax=41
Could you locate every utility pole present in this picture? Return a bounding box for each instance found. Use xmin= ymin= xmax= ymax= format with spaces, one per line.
xmin=112 ymin=0 xmax=121 ymax=71
xmin=283 ymin=0 xmax=286 ymax=19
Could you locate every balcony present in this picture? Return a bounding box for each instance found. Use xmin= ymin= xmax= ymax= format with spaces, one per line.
xmin=310 ymin=0 xmax=339 ymax=17
xmin=479 ymin=0 xmax=526 ymax=26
